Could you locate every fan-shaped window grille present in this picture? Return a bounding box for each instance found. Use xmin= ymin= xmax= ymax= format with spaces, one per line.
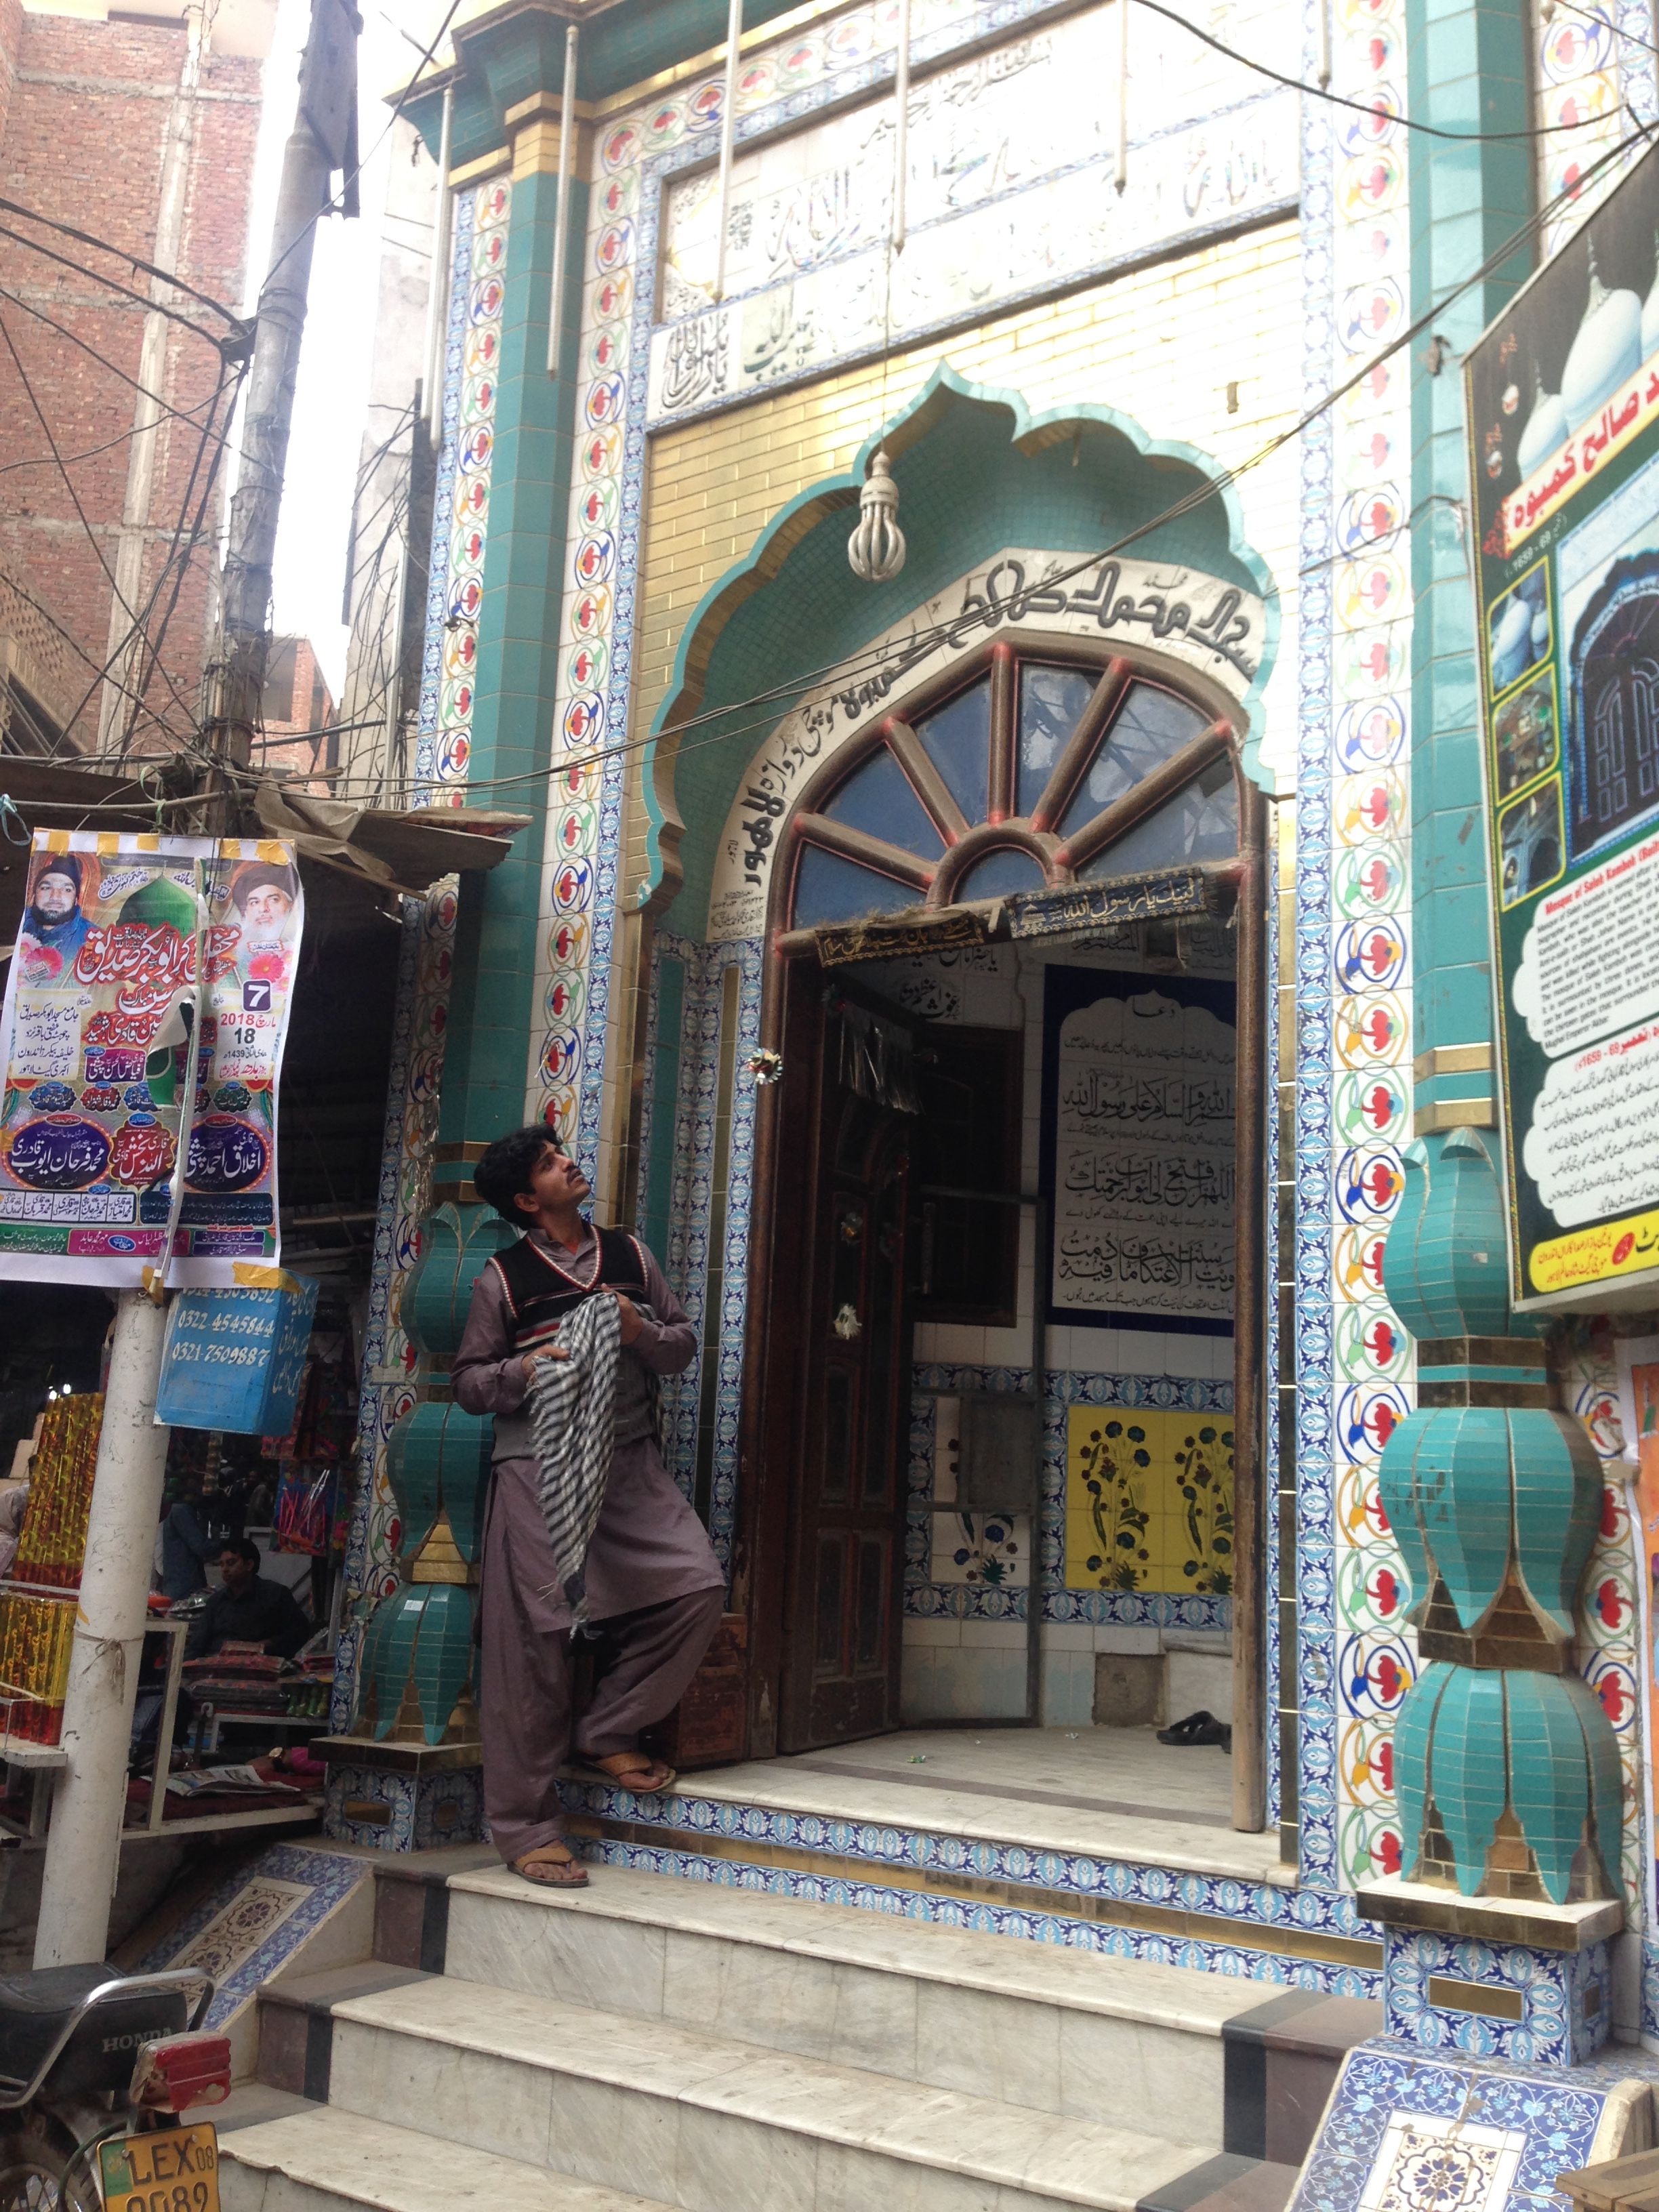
xmin=784 ymin=647 xmax=1236 ymax=929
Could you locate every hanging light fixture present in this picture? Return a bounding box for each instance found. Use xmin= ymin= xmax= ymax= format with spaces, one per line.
xmin=848 ymin=448 xmax=906 ymax=582
xmin=848 ymin=3 xmax=912 ymax=586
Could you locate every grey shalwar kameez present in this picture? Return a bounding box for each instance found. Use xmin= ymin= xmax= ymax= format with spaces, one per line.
xmin=451 ymin=1223 xmax=724 ymax=1862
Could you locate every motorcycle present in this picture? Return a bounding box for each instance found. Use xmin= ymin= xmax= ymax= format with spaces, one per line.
xmin=0 ymin=1965 xmax=229 ymax=2212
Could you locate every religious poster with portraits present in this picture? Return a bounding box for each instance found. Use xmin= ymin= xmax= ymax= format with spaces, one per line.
xmin=171 ymin=844 xmax=304 ymax=1285
xmin=1467 ymin=134 xmax=1659 ymax=1309
xmin=0 ymin=832 xmax=302 ymax=1289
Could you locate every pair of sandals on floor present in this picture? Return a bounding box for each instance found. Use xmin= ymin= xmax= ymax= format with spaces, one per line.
xmin=513 ymin=1748 xmax=676 ymax=1888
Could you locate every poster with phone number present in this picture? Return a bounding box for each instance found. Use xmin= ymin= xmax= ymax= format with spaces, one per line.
xmin=0 ymin=831 xmax=302 ymax=1288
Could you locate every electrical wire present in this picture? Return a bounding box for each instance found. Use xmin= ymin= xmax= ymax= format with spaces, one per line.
xmin=51 ymin=361 xmax=247 ymax=762
xmin=258 ymin=0 xmax=469 ymax=302
xmin=1141 ymin=0 xmax=1625 ymax=139
xmin=0 ymin=281 xmax=241 ymax=434
xmin=0 ymin=388 xmax=226 ymax=482
xmin=297 ymin=115 xmax=1656 ymax=819
xmin=0 ymin=309 xmax=205 ymax=739
xmin=111 ymin=362 xmax=248 ymax=762
xmin=0 ymin=222 xmax=232 ymax=351
xmin=0 ymin=194 xmax=243 ymax=327
xmin=1544 ymin=0 xmax=1659 ymax=69
xmin=9 ymin=21 xmax=1648 ymax=834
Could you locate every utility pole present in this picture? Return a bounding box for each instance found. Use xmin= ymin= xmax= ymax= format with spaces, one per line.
xmin=207 ymin=0 xmax=359 ymax=823
xmin=34 ymin=1295 xmax=171 ymax=1966
xmin=33 ymin=0 xmax=359 ymax=1969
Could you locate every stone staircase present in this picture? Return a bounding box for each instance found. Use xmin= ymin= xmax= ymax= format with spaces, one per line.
xmin=218 ymin=1860 xmax=1376 ymax=2212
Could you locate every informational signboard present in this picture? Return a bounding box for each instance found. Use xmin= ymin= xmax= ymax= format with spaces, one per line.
xmin=1468 ymin=138 xmax=1659 ymax=1309
xmin=0 ymin=832 xmax=302 ymax=1288
xmin=155 ymin=1271 xmax=319 ymax=1435
xmin=1041 ymin=965 xmax=1237 ymax=1332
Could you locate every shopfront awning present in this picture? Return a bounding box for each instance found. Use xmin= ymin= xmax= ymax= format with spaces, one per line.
xmin=0 ymin=760 xmax=532 ymax=949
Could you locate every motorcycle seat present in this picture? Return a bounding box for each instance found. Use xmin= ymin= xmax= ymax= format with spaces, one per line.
xmin=0 ymin=1964 xmax=116 ymax=2087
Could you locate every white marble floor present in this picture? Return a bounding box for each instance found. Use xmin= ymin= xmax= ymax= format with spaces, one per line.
xmin=685 ymin=1726 xmax=1289 ymax=1885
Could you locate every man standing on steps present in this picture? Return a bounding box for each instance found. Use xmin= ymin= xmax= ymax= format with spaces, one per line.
xmin=453 ymin=1126 xmax=725 ymax=1888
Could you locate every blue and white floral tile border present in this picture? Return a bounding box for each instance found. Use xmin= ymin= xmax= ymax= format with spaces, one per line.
xmin=579 ymin=1831 xmax=1378 ymax=1996
xmin=1382 ymin=1929 xmax=1611 ymax=2072
xmin=323 ymin=1763 xmax=485 ymax=1853
xmin=561 ymin=1776 xmax=1368 ymax=1941
xmin=135 ymin=1843 xmax=367 ymax=2030
xmin=1288 ymin=2045 xmax=1642 ymax=2212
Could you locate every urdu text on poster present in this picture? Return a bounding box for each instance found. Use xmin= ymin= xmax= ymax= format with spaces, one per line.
xmin=0 ymin=832 xmax=302 ymax=1288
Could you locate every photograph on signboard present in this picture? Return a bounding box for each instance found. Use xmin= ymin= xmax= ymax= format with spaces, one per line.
xmin=1491 ymin=670 xmax=1559 ymax=801
xmin=1466 ymin=136 xmax=1659 ymax=1307
xmin=1487 ymin=558 xmax=1553 ymax=696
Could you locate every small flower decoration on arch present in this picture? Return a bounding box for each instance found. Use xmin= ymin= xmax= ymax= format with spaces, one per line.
xmin=782 ymin=641 xmax=1240 ymax=932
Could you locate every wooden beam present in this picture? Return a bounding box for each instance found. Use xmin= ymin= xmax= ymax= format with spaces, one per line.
xmin=1031 ymin=658 xmax=1130 ymax=831
xmin=1053 ymin=721 xmax=1231 ymax=872
xmin=988 ymin=641 xmax=1016 ymax=823
xmin=883 ymin=717 xmax=970 ymax=844
xmin=794 ymin=813 xmax=937 ymax=889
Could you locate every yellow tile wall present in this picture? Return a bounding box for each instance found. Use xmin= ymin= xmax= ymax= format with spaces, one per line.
xmin=598 ymin=218 xmax=1305 ymax=1201
xmin=624 ymin=215 xmax=1305 ymax=905
xmin=1065 ymin=1404 xmax=1236 ymax=1597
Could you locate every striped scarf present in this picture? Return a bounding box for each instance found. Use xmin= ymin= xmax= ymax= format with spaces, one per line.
xmin=525 ymin=1290 xmax=622 ymax=1629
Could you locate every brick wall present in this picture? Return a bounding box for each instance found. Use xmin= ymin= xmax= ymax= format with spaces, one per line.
xmin=0 ymin=7 xmax=263 ymax=754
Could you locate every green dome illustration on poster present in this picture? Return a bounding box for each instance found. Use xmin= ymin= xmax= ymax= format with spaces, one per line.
xmin=117 ymin=870 xmax=199 ymax=936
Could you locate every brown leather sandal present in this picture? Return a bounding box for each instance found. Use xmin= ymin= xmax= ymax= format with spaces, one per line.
xmin=512 ymin=1845 xmax=590 ymax=1887
xmin=573 ymin=1751 xmax=677 ymax=1794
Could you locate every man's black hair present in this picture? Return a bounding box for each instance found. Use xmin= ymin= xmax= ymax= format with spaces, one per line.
xmin=473 ymin=1124 xmax=564 ymax=1226
xmin=220 ymin=1536 xmax=260 ymax=1568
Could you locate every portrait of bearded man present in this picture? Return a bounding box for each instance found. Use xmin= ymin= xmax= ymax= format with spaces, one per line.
xmin=17 ymin=853 xmax=91 ymax=987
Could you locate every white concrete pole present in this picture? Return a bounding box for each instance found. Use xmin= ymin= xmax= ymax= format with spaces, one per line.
xmin=35 ymin=1291 xmax=171 ymax=1968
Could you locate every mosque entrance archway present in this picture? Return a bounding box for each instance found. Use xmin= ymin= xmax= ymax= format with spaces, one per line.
xmin=734 ymin=633 xmax=1269 ymax=1824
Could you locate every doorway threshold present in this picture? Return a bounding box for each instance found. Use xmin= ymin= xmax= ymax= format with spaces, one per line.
xmin=677 ymin=1726 xmax=1290 ymax=1888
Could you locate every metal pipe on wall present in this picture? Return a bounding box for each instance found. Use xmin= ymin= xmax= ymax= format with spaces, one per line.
xmin=712 ymin=0 xmax=743 ymax=303
xmin=424 ymin=85 xmax=453 ymax=451
xmin=1113 ymin=0 xmax=1130 ymax=192
xmin=1231 ymin=773 xmax=1270 ymax=1835
xmin=892 ymin=0 xmax=912 ymax=251
xmin=546 ymin=22 xmax=579 ymax=379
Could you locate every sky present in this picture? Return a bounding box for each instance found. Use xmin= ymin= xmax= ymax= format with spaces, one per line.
xmin=244 ymin=0 xmax=438 ymax=698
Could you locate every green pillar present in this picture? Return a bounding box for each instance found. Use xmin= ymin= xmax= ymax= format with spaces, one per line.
xmin=433 ymin=86 xmax=588 ymax=1202
xmin=1406 ymin=0 xmax=1531 ymax=1123
xmin=1370 ymin=0 xmax=1624 ymax=2021
xmin=344 ymin=61 xmax=589 ymax=1767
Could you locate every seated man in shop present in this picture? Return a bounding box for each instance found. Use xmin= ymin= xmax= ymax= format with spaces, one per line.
xmin=184 ymin=1537 xmax=310 ymax=1660
xmin=453 ymin=1125 xmax=724 ymax=1891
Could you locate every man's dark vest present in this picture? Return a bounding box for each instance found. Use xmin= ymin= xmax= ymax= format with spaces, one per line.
xmin=488 ymin=1227 xmax=649 ymax=1355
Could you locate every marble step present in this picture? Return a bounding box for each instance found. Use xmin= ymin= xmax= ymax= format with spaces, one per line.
xmin=218 ymin=2102 xmax=672 ymax=2212
xmin=428 ymin=1861 xmax=1364 ymax=2155
xmin=264 ymin=1965 xmax=1301 ymax=2212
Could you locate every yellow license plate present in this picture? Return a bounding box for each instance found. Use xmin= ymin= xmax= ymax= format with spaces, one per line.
xmin=98 ymin=2123 xmax=220 ymax=2212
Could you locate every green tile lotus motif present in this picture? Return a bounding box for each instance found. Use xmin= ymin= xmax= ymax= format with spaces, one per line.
xmin=1397 ymin=1662 xmax=1621 ymax=1901
xmin=386 ymin=1400 xmax=493 ymax=1565
xmin=1382 ymin=1129 xmax=1531 ymax=1340
xmin=403 ymin=1200 xmax=516 ymax=1366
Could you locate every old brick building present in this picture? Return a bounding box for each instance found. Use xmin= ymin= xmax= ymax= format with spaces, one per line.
xmin=0 ymin=0 xmax=270 ymax=761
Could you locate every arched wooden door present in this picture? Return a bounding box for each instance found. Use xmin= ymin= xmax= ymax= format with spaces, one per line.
xmin=736 ymin=636 xmax=1267 ymax=1819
